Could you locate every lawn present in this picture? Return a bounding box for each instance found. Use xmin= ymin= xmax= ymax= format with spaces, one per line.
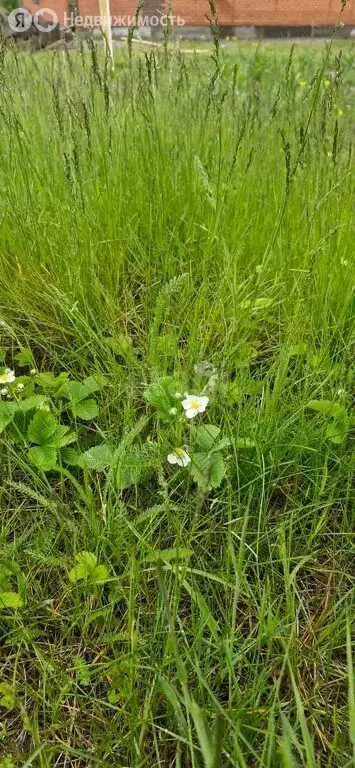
xmin=0 ymin=35 xmax=354 ymax=767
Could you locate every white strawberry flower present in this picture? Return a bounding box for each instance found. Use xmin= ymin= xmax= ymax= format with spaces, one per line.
xmin=0 ymin=368 xmax=15 ymax=385
xmin=38 ymin=401 xmax=50 ymax=412
xmin=167 ymin=449 xmax=191 ymax=468
xmin=0 ymin=387 xmax=8 ymax=396
xmin=16 ymin=383 xmax=24 ymax=392
xmin=182 ymin=394 xmax=209 ymax=419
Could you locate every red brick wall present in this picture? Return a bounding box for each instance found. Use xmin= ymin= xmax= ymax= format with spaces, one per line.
xmin=169 ymin=0 xmax=355 ymax=26
xmin=25 ymin=0 xmax=355 ymax=28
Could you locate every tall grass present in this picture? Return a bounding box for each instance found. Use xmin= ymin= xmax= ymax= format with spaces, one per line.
xmin=0 ymin=35 xmax=354 ymax=767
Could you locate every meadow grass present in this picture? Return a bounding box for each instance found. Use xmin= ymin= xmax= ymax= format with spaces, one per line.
xmin=0 ymin=36 xmax=354 ymax=767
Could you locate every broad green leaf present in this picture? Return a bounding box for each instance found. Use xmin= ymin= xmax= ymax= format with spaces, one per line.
xmin=234 ymin=437 xmax=256 ymax=449
xmin=69 ymin=553 xmax=106 ymax=583
xmin=235 ymin=343 xmax=258 ymax=367
xmin=82 ymin=443 xmax=113 ymax=471
xmin=227 ymin=378 xmax=263 ymax=402
xmin=307 ymin=399 xmax=333 ymax=413
xmin=64 ymin=380 xmax=86 ymax=402
xmin=108 ymin=691 xmax=121 ymax=704
xmin=7 ymin=409 xmax=29 ymax=442
xmin=190 ymin=452 xmax=226 ymax=491
xmin=145 ymin=377 xmax=177 ymax=420
xmin=0 ymin=756 xmax=16 ymax=768
xmin=84 ymin=373 xmax=107 ymax=392
xmin=16 ymin=396 xmax=48 ymax=413
xmin=35 ymin=372 xmax=69 ymax=397
xmin=195 ymin=424 xmax=221 ymax=451
xmin=213 ymin=437 xmax=230 ymax=452
xmin=14 ymin=348 xmax=34 ymax=367
xmin=27 ymin=410 xmax=58 ymax=445
xmin=189 ymin=452 xmax=211 ymax=489
xmin=330 ymin=403 xmax=346 ymax=419
xmin=0 ymin=683 xmax=17 ymax=710
xmin=34 ymin=372 xmax=55 ymax=388
xmin=75 ymin=658 xmax=91 ymax=686
xmin=289 ymin=343 xmax=308 ymax=357
xmin=60 ymin=447 xmax=82 ymax=466
xmin=0 ymin=566 xmax=11 ymax=589
xmin=71 ymin=398 xmax=98 ymax=420
xmin=76 ymin=551 xmax=97 ymax=568
xmin=51 ymin=372 xmax=70 ymax=395
xmin=307 ymin=400 xmax=345 ymax=418
xmin=69 ymin=563 xmax=91 ymax=583
xmin=208 ymin=453 xmax=226 ymax=488
xmin=107 ymin=334 xmax=134 ymax=361
xmin=28 ymin=444 xmax=58 ymax=471
xmin=226 ymin=383 xmax=244 ymax=405
xmin=0 ymin=591 xmax=22 ymax=608
xmin=51 ymin=426 xmax=77 ymax=448
xmin=92 ymin=564 xmax=110 ymax=583
xmin=325 ymin=418 xmax=349 ymax=444
xmin=116 ymin=462 xmax=142 ymax=490
xmin=140 ymin=548 xmax=192 ymax=564
xmin=65 ymin=375 xmax=106 ymax=403
xmin=0 ymin=403 xmax=14 ymax=434
xmin=0 ymin=559 xmax=21 ymax=577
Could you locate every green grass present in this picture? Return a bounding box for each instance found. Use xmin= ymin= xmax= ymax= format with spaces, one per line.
xmin=0 ymin=35 xmax=354 ymax=767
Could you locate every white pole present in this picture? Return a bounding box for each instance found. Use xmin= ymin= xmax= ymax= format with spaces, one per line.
xmin=99 ymin=0 xmax=113 ymax=65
